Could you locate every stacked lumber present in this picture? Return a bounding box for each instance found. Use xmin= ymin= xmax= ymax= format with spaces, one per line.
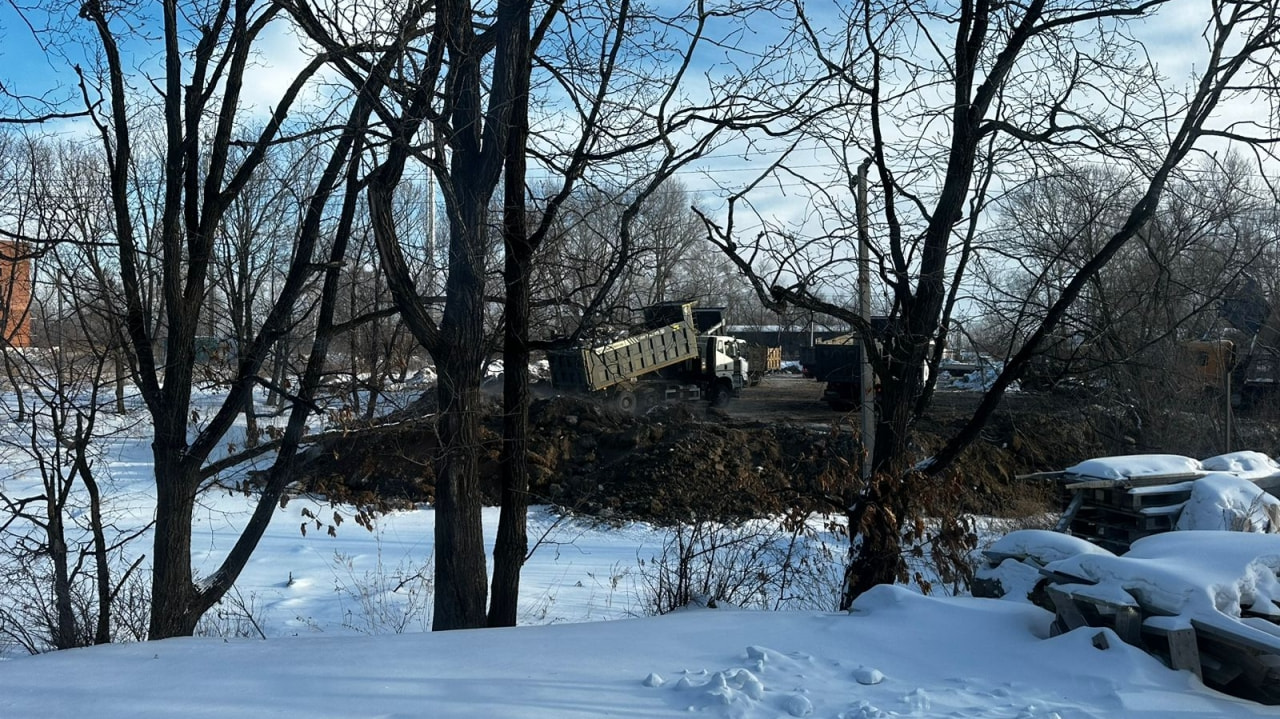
xmin=1056 ymin=474 xmax=1200 ymax=553
xmin=990 ymin=453 xmax=1280 ymax=702
xmin=1040 ymin=453 xmax=1280 ymax=552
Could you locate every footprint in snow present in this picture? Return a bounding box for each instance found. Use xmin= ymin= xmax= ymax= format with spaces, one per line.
xmin=839 ymin=701 xmax=889 ymax=719
xmin=903 ymin=688 xmax=931 ymax=713
xmin=783 ymin=693 xmax=813 ymax=717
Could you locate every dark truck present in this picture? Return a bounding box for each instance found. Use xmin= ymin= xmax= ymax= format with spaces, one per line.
xmin=804 ymin=333 xmax=866 ymax=410
xmin=1185 ymin=276 xmax=1280 ymax=409
xmin=801 ymin=318 xmax=927 ymax=411
xmin=548 ymin=302 xmax=748 ymax=413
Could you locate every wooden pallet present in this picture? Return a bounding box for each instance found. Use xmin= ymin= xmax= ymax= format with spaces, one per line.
xmin=1043 ymin=578 xmax=1280 ymax=703
xmin=1066 ymin=504 xmax=1184 ymax=553
xmin=1056 ymin=473 xmax=1200 ymax=552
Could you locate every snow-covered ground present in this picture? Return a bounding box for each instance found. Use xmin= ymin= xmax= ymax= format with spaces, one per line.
xmin=7 ymin=582 xmax=1276 ymax=719
xmin=2 ymin=394 xmax=1280 ymax=717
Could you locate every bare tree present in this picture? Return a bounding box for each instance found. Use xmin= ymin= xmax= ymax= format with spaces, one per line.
xmin=206 ymin=146 xmax=310 ymax=445
xmin=34 ymin=0 xmax=397 ymax=637
xmin=282 ymin=0 xmax=823 ymax=627
xmin=0 ymin=135 xmax=149 ymax=652
xmin=527 ymin=180 xmax=748 ymax=333
xmin=706 ymin=0 xmax=1280 ymax=603
xmin=977 ymin=158 xmax=1270 ymax=386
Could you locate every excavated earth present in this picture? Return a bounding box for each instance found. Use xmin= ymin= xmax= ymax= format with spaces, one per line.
xmin=296 ymin=374 xmax=1280 ymax=524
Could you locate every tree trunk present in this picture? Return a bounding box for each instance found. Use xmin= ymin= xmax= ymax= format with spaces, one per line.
xmin=489 ymin=0 xmax=533 ymax=628
xmin=840 ymin=348 xmax=920 ymax=608
xmin=82 ymin=461 xmax=113 ymax=645
xmin=114 ymin=353 xmax=127 ymax=414
xmin=489 ymin=326 xmax=530 ymax=626
xmin=432 ymin=352 xmax=489 ymax=630
xmin=46 ymin=509 xmax=78 ymax=649
xmin=243 ymin=380 xmax=259 ymax=448
xmin=269 ymin=330 xmax=289 ymax=409
xmin=431 ymin=186 xmax=492 ymax=630
xmin=147 ymin=454 xmax=200 ymax=638
xmin=4 ymin=351 xmax=26 ymax=423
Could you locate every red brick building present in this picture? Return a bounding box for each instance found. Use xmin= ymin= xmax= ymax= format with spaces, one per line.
xmin=0 ymin=241 xmax=32 ymax=348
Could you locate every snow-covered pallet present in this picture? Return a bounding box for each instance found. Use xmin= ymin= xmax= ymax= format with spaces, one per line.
xmin=1057 ymin=473 xmax=1199 ymax=553
xmin=978 ymin=523 xmax=1280 ymax=704
xmin=1052 ymin=453 xmax=1280 ymax=553
xmin=1043 ymin=574 xmax=1280 ymax=704
xmin=1063 ymin=497 xmax=1188 ymax=553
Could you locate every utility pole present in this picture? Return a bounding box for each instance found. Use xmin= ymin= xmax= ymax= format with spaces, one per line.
xmin=857 ymin=158 xmax=875 ymax=480
xmin=1224 ymin=354 xmax=1233 ymax=453
xmin=427 ymin=170 xmax=437 ymax=290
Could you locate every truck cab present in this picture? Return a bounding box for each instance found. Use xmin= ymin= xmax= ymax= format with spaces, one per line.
xmin=701 ymin=335 xmax=749 ymax=404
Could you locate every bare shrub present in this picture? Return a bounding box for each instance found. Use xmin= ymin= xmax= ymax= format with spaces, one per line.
xmin=638 ymin=517 xmax=842 ymax=615
xmin=331 ymin=544 xmax=435 ymax=634
xmin=0 ymin=550 xmax=149 ymax=653
xmin=108 ymin=568 xmax=151 ymax=643
xmin=0 ymin=554 xmax=95 ymax=654
xmin=196 ymin=588 xmax=269 ymax=640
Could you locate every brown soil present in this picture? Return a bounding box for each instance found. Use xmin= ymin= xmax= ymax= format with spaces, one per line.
xmin=296 ymin=374 xmax=1276 ymax=523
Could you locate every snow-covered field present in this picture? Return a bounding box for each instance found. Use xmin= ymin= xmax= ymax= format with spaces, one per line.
xmin=8 ymin=581 xmax=1276 ymax=719
xmin=1 ymin=392 xmax=1279 ymax=717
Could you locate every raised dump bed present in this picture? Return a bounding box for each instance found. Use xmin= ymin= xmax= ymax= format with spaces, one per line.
xmin=547 ymin=302 xmax=748 ymax=412
xmin=548 ymin=316 xmax=698 ymax=392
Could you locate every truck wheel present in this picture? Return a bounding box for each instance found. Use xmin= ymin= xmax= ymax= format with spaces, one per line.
xmin=709 ymin=382 xmax=731 ymax=407
xmin=614 ymin=390 xmax=637 ymax=414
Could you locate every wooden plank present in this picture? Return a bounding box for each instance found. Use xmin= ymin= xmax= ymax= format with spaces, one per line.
xmin=1046 ymin=585 xmax=1089 ymax=632
xmin=1194 ymin=631 xmax=1275 ymax=698
xmin=1063 ymin=478 xmax=1128 ymax=491
xmin=1063 ymin=473 xmax=1203 ymax=491
xmin=1073 ymin=505 xmax=1177 ymax=531
xmin=1049 ymin=583 xmax=1145 ymax=647
xmin=1255 ymin=475 xmax=1280 ymax=496
xmin=1067 ymin=516 xmax=1163 ymax=549
xmin=1068 ymin=583 xmax=1139 ymax=610
xmin=1127 ymin=478 xmax=1199 ymax=491
xmin=1016 ymin=471 xmax=1067 ymax=482
xmin=1244 ymin=598 xmax=1280 ymax=619
xmin=1143 ymin=617 xmax=1203 ymax=679
xmin=1192 ymin=614 xmax=1280 ymax=656
xmin=1075 ymin=499 xmax=1173 ymax=519
xmin=1061 ymin=524 xmax=1133 ymax=555
xmin=1115 ymin=607 xmax=1144 ymax=647
xmin=1241 ymin=617 xmax=1280 ymax=639
xmin=1037 ymin=567 xmax=1095 ymax=586
xmin=1137 ymin=503 xmax=1185 ymax=517
xmin=1127 ymin=483 xmax=1195 ymax=498
xmin=1109 ymin=488 xmax=1191 ymax=512
xmin=1055 ymin=492 xmax=1085 ymax=533
xmin=1167 ymin=627 xmax=1203 ymax=679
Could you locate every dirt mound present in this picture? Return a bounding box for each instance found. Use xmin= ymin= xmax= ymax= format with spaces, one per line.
xmin=524 ymin=397 xmax=862 ymax=521
xmin=296 ymin=383 xmax=1128 ymax=523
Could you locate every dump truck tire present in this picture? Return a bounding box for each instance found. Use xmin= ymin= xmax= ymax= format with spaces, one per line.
xmin=709 ymin=382 xmax=731 ymax=407
xmin=614 ymin=390 xmax=637 ymax=414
